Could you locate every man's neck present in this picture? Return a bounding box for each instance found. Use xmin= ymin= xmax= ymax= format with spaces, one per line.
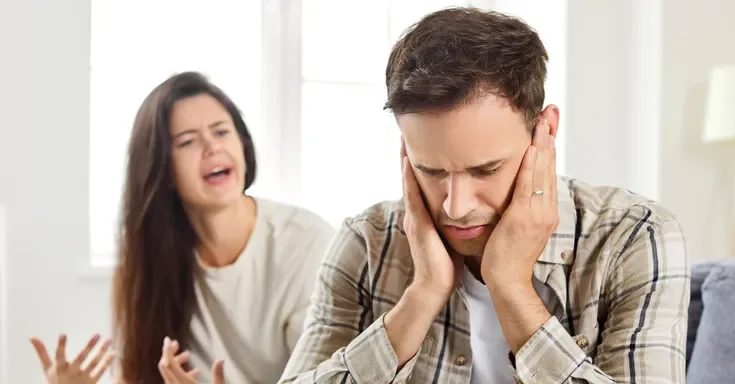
xmin=464 ymin=256 xmax=485 ymax=284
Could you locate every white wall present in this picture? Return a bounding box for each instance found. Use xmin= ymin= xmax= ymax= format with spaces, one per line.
xmin=0 ymin=0 xmax=732 ymax=383
xmin=1 ymin=206 xmax=8 ymax=383
xmin=660 ymin=0 xmax=735 ymax=258
xmin=566 ymin=0 xmax=734 ymax=258
xmin=565 ymin=0 xmax=662 ymax=201
xmin=0 ymin=0 xmax=113 ymax=383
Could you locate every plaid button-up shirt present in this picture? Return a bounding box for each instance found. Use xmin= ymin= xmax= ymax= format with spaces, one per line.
xmin=279 ymin=177 xmax=690 ymax=383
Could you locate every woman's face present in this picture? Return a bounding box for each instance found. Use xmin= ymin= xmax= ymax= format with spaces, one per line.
xmin=168 ymin=93 xmax=247 ymax=211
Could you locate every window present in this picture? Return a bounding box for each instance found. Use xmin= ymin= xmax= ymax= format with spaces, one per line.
xmin=89 ymin=0 xmax=566 ymax=266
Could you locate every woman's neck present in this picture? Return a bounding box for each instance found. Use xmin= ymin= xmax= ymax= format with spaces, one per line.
xmin=186 ymin=194 xmax=257 ymax=267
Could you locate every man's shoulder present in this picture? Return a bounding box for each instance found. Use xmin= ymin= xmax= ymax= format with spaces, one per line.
xmin=569 ymin=177 xmax=680 ymax=230
xmin=255 ymin=196 xmax=335 ymax=240
xmin=334 ymin=199 xmax=411 ymax=266
xmin=328 ymin=199 xmax=414 ymax=298
xmin=568 ymin=178 xmax=685 ymax=264
xmin=343 ymin=199 xmax=406 ymax=234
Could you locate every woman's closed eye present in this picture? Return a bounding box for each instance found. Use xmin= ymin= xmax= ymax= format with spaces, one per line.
xmin=177 ymin=138 xmax=194 ymax=148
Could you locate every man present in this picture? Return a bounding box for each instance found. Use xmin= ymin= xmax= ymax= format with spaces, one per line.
xmin=280 ymin=7 xmax=689 ymax=384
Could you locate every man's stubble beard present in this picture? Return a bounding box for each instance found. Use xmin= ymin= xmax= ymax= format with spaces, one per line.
xmin=438 ymin=224 xmax=496 ymax=258
xmin=429 ymin=202 xmax=501 ymax=257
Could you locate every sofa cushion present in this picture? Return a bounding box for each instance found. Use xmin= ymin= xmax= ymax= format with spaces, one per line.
xmin=686 ymin=260 xmax=735 ymax=382
xmin=686 ymin=262 xmax=718 ymax=368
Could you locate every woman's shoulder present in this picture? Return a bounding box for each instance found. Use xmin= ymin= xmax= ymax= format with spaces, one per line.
xmin=253 ymin=196 xmax=335 ymax=240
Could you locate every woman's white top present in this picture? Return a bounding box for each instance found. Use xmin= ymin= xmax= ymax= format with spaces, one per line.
xmin=188 ymin=197 xmax=335 ymax=383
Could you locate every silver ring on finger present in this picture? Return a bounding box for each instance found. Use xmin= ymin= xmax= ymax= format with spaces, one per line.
xmin=531 ymin=189 xmax=545 ymax=196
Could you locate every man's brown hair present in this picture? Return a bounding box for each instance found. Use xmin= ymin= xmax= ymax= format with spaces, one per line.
xmin=384 ymin=7 xmax=548 ymax=132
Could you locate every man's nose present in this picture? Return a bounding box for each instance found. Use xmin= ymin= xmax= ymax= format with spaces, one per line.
xmin=442 ymin=173 xmax=479 ymax=221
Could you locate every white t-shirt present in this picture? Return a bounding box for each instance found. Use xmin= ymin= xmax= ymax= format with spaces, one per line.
xmin=187 ymin=197 xmax=335 ymax=384
xmin=462 ymin=265 xmax=556 ymax=384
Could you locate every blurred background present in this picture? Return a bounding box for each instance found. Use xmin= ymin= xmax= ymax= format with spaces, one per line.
xmin=1 ymin=0 xmax=734 ymax=382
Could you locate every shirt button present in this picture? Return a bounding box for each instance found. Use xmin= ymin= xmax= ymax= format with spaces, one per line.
xmin=576 ymin=336 xmax=589 ymax=349
xmin=561 ymin=251 xmax=570 ymax=260
xmin=455 ymin=355 xmax=467 ymax=366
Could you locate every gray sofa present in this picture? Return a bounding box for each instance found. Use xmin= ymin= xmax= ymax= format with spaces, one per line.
xmin=686 ymin=260 xmax=735 ymax=382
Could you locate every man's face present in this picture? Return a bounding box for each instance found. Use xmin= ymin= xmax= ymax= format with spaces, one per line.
xmin=398 ymin=94 xmax=558 ymax=257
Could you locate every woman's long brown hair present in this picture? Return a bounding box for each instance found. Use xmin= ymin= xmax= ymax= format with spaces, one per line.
xmin=112 ymin=72 xmax=257 ymax=383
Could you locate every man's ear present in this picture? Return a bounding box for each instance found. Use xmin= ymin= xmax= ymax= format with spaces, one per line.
xmin=539 ymin=104 xmax=561 ymax=138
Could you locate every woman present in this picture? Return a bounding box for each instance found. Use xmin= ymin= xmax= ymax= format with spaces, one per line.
xmin=116 ymin=71 xmax=334 ymax=383
xmin=32 ymin=71 xmax=334 ymax=383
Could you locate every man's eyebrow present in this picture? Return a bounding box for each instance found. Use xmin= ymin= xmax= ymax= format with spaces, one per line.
xmin=415 ymin=159 xmax=505 ymax=173
xmin=414 ymin=163 xmax=439 ymax=173
xmin=467 ymin=159 xmax=505 ymax=171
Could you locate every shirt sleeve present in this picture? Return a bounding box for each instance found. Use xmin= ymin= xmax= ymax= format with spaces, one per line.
xmin=278 ymin=220 xmax=420 ymax=384
xmin=511 ymin=213 xmax=690 ymax=383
